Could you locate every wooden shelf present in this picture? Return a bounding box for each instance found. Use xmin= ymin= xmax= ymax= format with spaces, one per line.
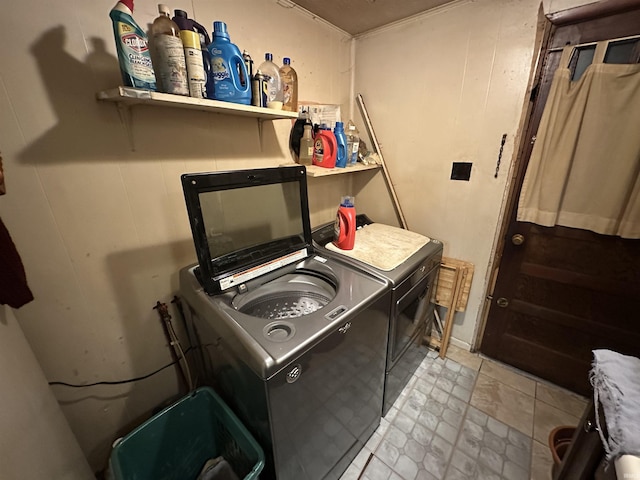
xmin=303 ymin=163 xmax=381 ymax=177
xmin=97 ymin=86 xmax=299 ymax=120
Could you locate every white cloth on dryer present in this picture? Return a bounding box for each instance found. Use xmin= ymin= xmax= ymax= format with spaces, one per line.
xmin=326 ymin=223 xmax=430 ymax=271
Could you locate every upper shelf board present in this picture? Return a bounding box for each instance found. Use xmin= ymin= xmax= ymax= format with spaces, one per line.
xmin=97 ymin=87 xmax=300 ymax=120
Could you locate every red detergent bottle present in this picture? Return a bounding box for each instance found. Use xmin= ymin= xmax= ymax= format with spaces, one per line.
xmin=313 ymin=124 xmax=337 ymax=168
xmin=333 ymin=196 xmax=356 ymax=250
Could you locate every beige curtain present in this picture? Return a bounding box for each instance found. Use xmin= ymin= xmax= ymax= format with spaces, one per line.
xmin=517 ymin=63 xmax=640 ymax=238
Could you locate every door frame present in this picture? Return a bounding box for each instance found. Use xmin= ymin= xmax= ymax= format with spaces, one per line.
xmin=471 ymin=5 xmax=551 ymax=351
xmin=472 ymin=0 xmax=640 ymax=351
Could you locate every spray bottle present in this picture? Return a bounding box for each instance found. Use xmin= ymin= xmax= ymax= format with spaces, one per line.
xmin=333 ymin=196 xmax=356 ymax=250
xmin=298 ymin=124 xmax=314 ymax=166
xmin=289 ymin=109 xmax=311 ymax=158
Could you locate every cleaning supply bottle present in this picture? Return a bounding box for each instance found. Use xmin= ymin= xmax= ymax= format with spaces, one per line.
xmin=251 ymin=70 xmax=267 ymax=107
xmin=298 ymin=124 xmax=314 ymax=166
xmin=333 ymin=196 xmax=356 ymax=250
xmin=194 ymin=25 xmax=216 ymax=99
xmin=251 ymin=69 xmax=269 ymax=108
xmin=173 ymin=10 xmax=214 ymax=98
xmin=333 ymin=121 xmax=348 ymax=168
xmin=109 ymin=0 xmax=156 ymax=90
xmin=242 ymin=50 xmax=253 ymax=87
xmin=150 ymin=4 xmax=189 ymax=95
xmin=279 ymin=57 xmax=298 ymax=112
xmin=208 ymin=22 xmax=251 ymax=105
xmin=289 ymin=109 xmax=311 ymax=158
xmin=179 ymin=29 xmax=206 ymax=97
xmin=313 ymin=125 xmax=337 ymax=168
xmin=257 ymin=53 xmax=283 ymax=103
xmin=346 ymin=120 xmax=360 ymax=167
xmin=171 ymin=9 xmax=213 ymax=98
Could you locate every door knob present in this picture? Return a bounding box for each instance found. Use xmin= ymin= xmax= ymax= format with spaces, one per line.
xmin=584 ymin=419 xmax=599 ymax=433
xmin=497 ymin=298 xmax=509 ymax=308
xmin=511 ymin=234 xmax=525 ymax=245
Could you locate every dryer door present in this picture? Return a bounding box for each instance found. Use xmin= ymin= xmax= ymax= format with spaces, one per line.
xmin=390 ymin=273 xmax=433 ymax=367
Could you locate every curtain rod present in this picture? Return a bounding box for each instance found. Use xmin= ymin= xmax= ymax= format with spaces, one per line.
xmin=547 ymin=33 xmax=640 ymax=52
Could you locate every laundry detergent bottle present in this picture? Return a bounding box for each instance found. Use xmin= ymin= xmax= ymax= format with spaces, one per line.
xmin=109 ymin=0 xmax=156 ymax=90
xmin=171 ymin=9 xmax=213 ymax=98
xmin=313 ymin=125 xmax=337 ymax=168
xmin=334 ymin=121 xmax=348 ymax=168
xmin=208 ymin=21 xmax=251 ymax=104
xmin=333 ymin=196 xmax=356 ymax=250
xmin=173 ymin=10 xmax=215 ymax=98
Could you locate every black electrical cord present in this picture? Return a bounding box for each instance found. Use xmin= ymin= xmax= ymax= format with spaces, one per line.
xmin=48 ymin=346 xmax=194 ymax=388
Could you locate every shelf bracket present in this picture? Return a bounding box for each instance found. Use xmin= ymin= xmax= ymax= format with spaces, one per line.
xmin=115 ymin=103 xmax=135 ymax=152
xmin=257 ymin=118 xmax=264 ymax=152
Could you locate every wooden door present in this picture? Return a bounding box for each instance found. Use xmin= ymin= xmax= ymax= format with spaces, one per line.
xmin=480 ymin=4 xmax=640 ymax=396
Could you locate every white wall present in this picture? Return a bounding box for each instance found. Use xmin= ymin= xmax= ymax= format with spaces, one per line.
xmin=354 ymin=0 xmax=543 ymax=346
xmin=0 ymin=306 xmax=94 ymax=479
xmin=0 ymin=0 xmax=352 ymax=472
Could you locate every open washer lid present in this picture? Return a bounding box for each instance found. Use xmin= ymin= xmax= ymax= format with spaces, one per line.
xmin=182 ymin=166 xmax=313 ymax=295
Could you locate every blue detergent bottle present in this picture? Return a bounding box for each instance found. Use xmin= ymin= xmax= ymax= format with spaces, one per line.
xmin=208 ymin=22 xmax=251 ymax=105
xmin=334 ymin=121 xmax=348 ymax=168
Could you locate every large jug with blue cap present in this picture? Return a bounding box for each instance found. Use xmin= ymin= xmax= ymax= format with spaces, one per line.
xmin=207 ymin=21 xmax=251 ymax=105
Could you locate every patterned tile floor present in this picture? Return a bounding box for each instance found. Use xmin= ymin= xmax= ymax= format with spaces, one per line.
xmin=339 ymin=346 xmax=588 ymax=480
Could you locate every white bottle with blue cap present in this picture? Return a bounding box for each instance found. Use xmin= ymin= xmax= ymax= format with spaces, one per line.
xmin=258 ymin=53 xmax=283 ymax=103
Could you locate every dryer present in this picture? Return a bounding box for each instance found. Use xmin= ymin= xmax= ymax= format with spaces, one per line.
xmin=312 ymin=214 xmax=443 ymax=415
xmin=179 ymin=167 xmax=390 ymax=480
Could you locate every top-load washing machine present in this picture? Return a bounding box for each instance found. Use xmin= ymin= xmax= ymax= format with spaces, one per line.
xmin=312 ymin=214 xmax=443 ymax=415
xmin=178 ymin=166 xmax=391 ymax=480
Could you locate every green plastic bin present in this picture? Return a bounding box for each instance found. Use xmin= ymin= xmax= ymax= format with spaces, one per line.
xmin=108 ymin=387 xmax=264 ymax=480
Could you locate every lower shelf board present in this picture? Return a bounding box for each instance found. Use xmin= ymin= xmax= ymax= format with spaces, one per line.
xmin=281 ymin=162 xmax=381 ymax=177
